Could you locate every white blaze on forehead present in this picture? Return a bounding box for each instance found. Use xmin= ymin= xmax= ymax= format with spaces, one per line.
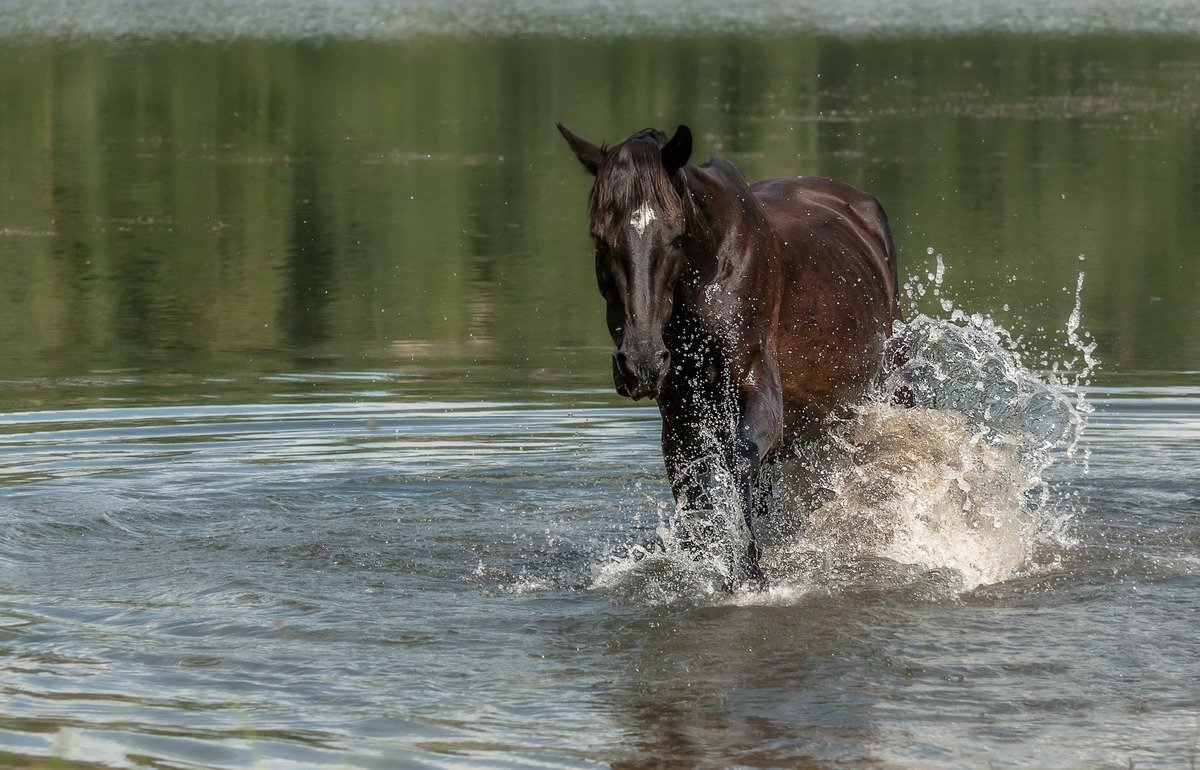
xmin=629 ymin=203 xmax=657 ymax=236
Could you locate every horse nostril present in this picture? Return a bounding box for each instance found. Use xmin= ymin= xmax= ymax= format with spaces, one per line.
xmin=657 ymin=350 xmax=671 ymax=363
xmin=615 ymin=350 xmax=629 ymax=369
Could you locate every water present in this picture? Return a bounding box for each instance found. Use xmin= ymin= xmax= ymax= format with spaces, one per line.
xmin=4 ymin=375 xmax=1198 ymax=767
xmin=3 ymin=6 xmax=1200 ymax=768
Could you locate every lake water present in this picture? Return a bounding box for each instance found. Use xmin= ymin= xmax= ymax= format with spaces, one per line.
xmin=1 ymin=4 xmax=1199 ymax=767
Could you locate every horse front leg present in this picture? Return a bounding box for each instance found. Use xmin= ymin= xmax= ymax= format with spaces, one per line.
xmin=731 ymin=357 xmax=784 ymax=587
xmin=660 ymin=367 xmax=779 ymax=589
xmin=660 ymin=409 xmax=726 ymax=556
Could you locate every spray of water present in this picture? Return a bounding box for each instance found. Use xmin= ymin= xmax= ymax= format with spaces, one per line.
xmin=592 ymin=248 xmax=1098 ymax=604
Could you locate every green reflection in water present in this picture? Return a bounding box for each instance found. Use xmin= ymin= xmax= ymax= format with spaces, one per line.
xmin=1 ymin=35 xmax=1198 ymax=408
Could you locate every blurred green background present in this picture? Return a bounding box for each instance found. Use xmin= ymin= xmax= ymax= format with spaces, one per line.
xmin=2 ymin=35 xmax=1198 ymax=408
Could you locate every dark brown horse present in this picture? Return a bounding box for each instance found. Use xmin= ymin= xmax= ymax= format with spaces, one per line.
xmin=557 ymin=123 xmax=904 ymax=587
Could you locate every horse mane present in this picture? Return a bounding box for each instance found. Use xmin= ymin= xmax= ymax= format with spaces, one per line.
xmin=589 ymin=129 xmax=684 ymax=237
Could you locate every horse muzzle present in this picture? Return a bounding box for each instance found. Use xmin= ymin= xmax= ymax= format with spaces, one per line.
xmin=613 ymin=347 xmax=671 ymax=400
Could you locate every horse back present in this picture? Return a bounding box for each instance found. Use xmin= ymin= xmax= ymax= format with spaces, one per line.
xmin=752 ymin=176 xmax=901 ymax=315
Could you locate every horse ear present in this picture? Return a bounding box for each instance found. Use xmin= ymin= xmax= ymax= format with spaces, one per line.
xmin=661 ymin=124 xmax=692 ymax=177
xmin=556 ymin=122 xmax=603 ymax=176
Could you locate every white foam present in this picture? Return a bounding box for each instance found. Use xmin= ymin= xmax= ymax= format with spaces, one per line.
xmin=772 ymin=404 xmax=1040 ymax=590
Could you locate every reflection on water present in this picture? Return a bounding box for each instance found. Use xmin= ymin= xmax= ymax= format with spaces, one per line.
xmin=3 ymin=34 xmax=1200 ymax=403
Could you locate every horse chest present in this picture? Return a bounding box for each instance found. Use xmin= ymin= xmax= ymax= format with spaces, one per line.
xmin=694 ymin=281 xmax=746 ymax=348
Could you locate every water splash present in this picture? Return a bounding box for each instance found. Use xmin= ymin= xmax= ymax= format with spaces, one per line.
xmin=591 ymin=473 xmax=754 ymax=601
xmin=768 ymin=403 xmax=1044 ymax=592
xmin=592 ymin=250 xmax=1097 ymax=603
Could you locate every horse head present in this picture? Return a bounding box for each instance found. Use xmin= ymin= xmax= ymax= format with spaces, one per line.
xmin=557 ymin=122 xmax=693 ymax=400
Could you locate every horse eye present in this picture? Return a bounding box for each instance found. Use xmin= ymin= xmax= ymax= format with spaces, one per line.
xmin=670 ymin=236 xmax=683 ymax=249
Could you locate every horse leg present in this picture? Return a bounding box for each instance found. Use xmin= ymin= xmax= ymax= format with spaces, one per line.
xmin=730 ymin=444 xmax=765 ymax=586
xmin=661 ymin=396 xmax=751 ymax=580
xmin=753 ymin=451 xmax=778 ymax=519
xmin=661 ymin=412 xmax=726 ymax=557
xmin=661 ymin=380 xmax=779 ymax=589
xmin=732 ymin=360 xmax=784 ymax=587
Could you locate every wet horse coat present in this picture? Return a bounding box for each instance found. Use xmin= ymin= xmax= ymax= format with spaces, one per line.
xmin=558 ymin=123 xmax=903 ymax=584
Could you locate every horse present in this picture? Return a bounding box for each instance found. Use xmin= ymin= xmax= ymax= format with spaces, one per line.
xmin=557 ymin=123 xmax=904 ymax=588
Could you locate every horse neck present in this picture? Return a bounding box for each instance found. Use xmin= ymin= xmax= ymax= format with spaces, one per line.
xmin=676 ymin=165 xmax=772 ymax=295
